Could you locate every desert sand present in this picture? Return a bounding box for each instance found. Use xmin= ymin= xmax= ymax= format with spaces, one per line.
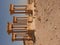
xmin=35 ymin=0 xmax=60 ymax=45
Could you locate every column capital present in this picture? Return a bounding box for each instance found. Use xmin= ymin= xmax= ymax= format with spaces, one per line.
xmin=12 ymin=33 xmax=16 ymax=41
xmin=7 ymin=22 xmax=13 ymax=35
xmin=10 ymin=4 xmax=14 ymax=14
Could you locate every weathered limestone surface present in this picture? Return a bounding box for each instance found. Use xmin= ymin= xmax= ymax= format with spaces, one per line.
xmin=35 ymin=0 xmax=60 ymax=45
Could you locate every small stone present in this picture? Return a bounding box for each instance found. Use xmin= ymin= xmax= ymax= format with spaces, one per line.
xmin=54 ymin=26 xmax=57 ymax=29
xmin=50 ymin=38 xmax=53 ymax=40
xmin=45 ymin=19 xmax=48 ymax=22
xmin=44 ymin=9 xmax=47 ymax=11
xmin=40 ymin=44 xmax=42 ymax=45
xmin=37 ymin=17 xmax=41 ymax=22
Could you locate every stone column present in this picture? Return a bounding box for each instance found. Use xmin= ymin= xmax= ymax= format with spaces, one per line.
xmin=12 ymin=33 xmax=32 ymax=41
xmin=7 ymin=22 xmax=27 ymax=34
xmin=13 ymin=16 xmax=27 ymax=25
xmin=10 ymin=4 xmax=34 ymax=15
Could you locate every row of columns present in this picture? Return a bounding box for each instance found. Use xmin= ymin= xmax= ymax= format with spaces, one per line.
xmin=7 ymin=0 xmax=36 ymax=45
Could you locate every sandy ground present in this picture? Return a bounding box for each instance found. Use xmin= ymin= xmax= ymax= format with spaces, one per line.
xmin=34 ymin=0 xmax=60 ymax=45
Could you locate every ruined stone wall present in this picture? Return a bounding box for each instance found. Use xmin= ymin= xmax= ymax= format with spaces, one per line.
xmin=35 ymin=0 xmax=60 ymax=45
